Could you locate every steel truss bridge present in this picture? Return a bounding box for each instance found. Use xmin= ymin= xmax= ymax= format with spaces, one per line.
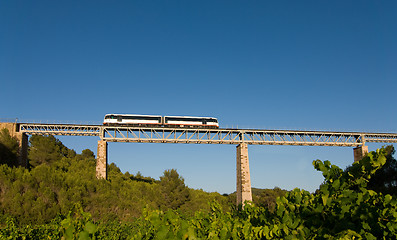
xmin=18 ymin=123 xmax=397 ymax=146
xmin=15 ymin=122 xmax=397 ymax=205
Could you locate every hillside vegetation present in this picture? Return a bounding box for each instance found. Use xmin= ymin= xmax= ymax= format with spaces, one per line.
xmin=0 ymin=128 xmax=396 ymax=239
xmin=0 ymin=130 xmax=234 ymax=225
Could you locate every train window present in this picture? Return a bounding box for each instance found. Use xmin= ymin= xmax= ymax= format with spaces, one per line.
xmin=142 ymin=116 xmax=161 ymax=121
xmin=123 ymin=115 xmax=161 ymax=121
xmin=165 ymin=117 xmax=218 ymax=123
xmin=165 ymin=117 xmax=197 ymax=122
xmin=206 ymin=118 xmax=218 ymax=123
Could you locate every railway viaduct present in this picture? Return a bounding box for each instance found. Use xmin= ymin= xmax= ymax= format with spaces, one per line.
xmin=1 ymin=122 xmax=397 ymax=205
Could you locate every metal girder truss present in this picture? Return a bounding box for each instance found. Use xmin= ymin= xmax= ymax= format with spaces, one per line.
xmin=19 ymin=124 xmax=100 ymax=136
xmin=17 ymin=123 xmax=397 ymax=146
xmin=363 ymin=133 xmax=397 ymax=143
xmin=102 ymin=127 xmax=369 ymax=147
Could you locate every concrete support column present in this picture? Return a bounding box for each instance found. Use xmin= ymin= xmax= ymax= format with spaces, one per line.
xmin=236 ymin=143 xmax=252 ymax=205
xmin=354 ymin=145 xmax=368 ymax=162
xmin=96 ymin=140 xmax=108 ymax=179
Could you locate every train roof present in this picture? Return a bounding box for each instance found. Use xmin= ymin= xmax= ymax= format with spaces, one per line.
xmin=165 ymin=115 xmax=218 ymax=120
xmin=104 ymin=114 xmax=162 ymax=117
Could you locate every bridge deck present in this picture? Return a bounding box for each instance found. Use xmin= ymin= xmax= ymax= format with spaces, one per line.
xmin=18 ymin=123 xmax=397 ymax=146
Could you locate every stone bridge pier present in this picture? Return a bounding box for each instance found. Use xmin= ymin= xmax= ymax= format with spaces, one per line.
xmin=354 ymin=145 xmax=368 ymax=162
xmin=96 ymin=140 xmax=108 ymax=179
xmin=236 ymin=143 xmax=252 ymax=205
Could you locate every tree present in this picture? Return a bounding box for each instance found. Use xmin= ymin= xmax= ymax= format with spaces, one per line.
xmin=367 ymin=145 xmax=397 ymax=195
xmin=0 ymin=128 xmax=19 ymax=167
xmin=159 ymin=169 xmax=190 ymax=210
xmin=251 ymin=187 xmax=288 ymax=212
xmin=81 ymin=149 xmax=95 ymax=159
xmin=28 ymin=135 xmax=73 ymax=167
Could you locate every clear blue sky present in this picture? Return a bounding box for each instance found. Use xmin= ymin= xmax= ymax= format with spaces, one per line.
xmin=1 ymin=1 xmax=396 ymax=194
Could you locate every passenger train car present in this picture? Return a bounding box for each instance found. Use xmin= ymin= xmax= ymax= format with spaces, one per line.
xmin=103 ymin=114 xmax=219 ymax=128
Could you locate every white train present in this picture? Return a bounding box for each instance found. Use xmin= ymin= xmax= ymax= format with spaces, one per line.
xmin=103 ymin=114 xmax=219 ymax=129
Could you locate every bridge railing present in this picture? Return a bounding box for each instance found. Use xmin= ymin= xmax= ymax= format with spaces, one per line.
xmin=17 ymin=119 xmax=102 ymax=125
